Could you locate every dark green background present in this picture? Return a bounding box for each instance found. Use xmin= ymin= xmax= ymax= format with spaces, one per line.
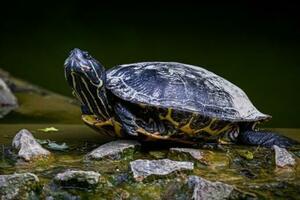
xmin=0 ymin=3 xmax=299 ymax=127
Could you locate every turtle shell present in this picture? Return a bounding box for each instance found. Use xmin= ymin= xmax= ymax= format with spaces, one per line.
xmin=106 ymin=62 xmax=270 ymax=122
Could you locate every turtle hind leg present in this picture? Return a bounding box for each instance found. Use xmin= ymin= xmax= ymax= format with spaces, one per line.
xmin=238 ymin=130 xmax=299 ymax=148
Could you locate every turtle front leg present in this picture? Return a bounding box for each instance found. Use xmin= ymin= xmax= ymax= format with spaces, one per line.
xmin=114 ymin=103 xmax=164 ymax=137
xmin=114 ymin=103 xmax=165 ymax=137
xmin=114 ymin=103 xmax=195 ymax=144
xmin=238 ymin=130 xmax=299 ymax=148
xmin=113 ymin=103 xmax=141 ymax=137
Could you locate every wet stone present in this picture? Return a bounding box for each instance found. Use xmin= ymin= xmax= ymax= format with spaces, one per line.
xmin=0 ymin=78 xmax=18 ymax=118
xmin=273 ymin=145 xmax=296 ymax=168
xmin=12 ymin=129 xmax=51 ymax=161
xmin=54 ymin=170 xmax=101 ymax=188
xmin=0 ymin=173 xmax=40 ymax=200
xmin=130 ymin=159 xmax=194 ymax=181
xmin=187 ymin=176 xmax=235 ymax=200
xmin=169 ymin=148 xmax=207 ymax=163
xmin=85 ymin=140 xmax=140 ymax=160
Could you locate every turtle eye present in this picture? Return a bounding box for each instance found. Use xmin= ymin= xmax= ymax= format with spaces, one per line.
xmin=83 ymin=52 xmax=92 ymax=60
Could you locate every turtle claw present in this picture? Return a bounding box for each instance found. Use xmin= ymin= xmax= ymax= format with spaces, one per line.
xmin=136 ymin=127 xmax=196 ymax=145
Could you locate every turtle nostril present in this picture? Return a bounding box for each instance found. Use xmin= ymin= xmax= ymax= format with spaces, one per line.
xmin=81 ymin=64 xmax=91 ymax=71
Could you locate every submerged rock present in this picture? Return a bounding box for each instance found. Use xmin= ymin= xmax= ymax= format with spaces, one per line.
xmin=273 ymin=145 xmax=296 ymax=168
xmin=85 ymin=140 xmax=140 ymax=160
xmin=0 ymin=173 xmax=40 ymax=200
xmin=54 ymin=170 xmax=100 ymax=188
xmin=130 ymin=159 xmax=194 ymax=181
xmin=187 ymin=176 xmax=234 ymax=200
xmin=12 ymin=129 xmax=51 ymax=161
xmin=0 ymin=78 xmax=18 ymax=118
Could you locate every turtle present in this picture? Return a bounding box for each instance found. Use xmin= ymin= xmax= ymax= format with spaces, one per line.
xmin=64 ymin=48 xmax=298 ymax=147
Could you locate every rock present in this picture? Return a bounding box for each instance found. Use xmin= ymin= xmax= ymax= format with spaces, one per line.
xmin=0 ymin=173 xmax=40 ymax=200
xmin=85 ymin=140 xmax=140 ymax=160
xmin=170 ymin=148 xmax=203 ymax=160
xmin=273 ymin=145 xmax=296 ymax=168
xmin=162 ymin=176 xmax=256 ymax=200
xmin=12 ymin=129 xmax=51 ymax=161
xmin=170 ymin=148 xmax=207 ymax=163
xmin=54 ymin=170 xmax=100 ymax=188
xmin=187 ymin=176 xmax=234 ymax=200
xmin=0 ymin=78 xmax=18 ymax=118
xmin=130 ymin=159 xmax=194 ymax=181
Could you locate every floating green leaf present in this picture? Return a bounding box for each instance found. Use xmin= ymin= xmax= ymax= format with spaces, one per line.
xmin=37 ymin=127 xmax=59 ymax=132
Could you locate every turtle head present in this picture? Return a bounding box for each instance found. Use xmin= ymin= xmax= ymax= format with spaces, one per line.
xmin=64 ymin=48 xmax=105 ymax=87
xmin=64 ymin=48 xmax=111 ymax=120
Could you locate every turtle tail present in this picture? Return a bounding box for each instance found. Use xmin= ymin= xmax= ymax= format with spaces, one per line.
xmin=237 ymin=130 xmax=299 ymax=148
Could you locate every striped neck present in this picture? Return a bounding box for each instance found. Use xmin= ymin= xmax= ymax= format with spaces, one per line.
xmin=71 ymin=72 xmax=112 ymax=121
